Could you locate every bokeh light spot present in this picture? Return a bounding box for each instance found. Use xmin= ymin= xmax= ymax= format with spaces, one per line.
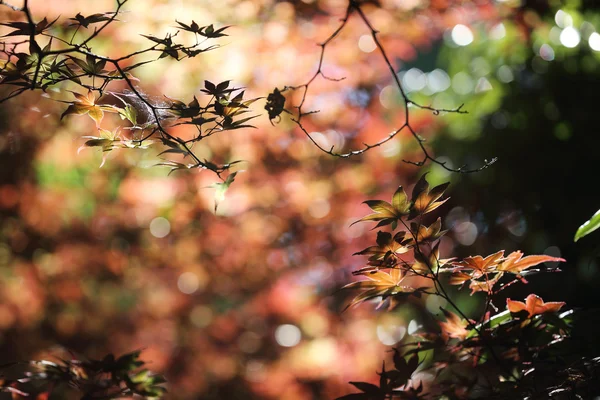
xmin=427 ymin=69 xmax=450 ymax=92
xmin=496 ymin=65 xmax=514 ymax=83
xmin=402 ymin=68 xmax=426 ymax=92
xmin=358 ymin=34 xmax=376 ymax=53
xmin=539 ymin=44 xmax=555 ymax=61
xmin=452 ymin=72 xmax=474 ymax=95
xmin=177 ymin=272 xmax=200 ymax=294
xmin=454 ymin=222 xmax=478 ymax=246
xmin=376 ymin=324 xmax=406 ymax=345
xmin=275 ymin=324 xmax=301 ymax=347
xmin=149 ymin=217 xmax=170 ymax=238
xmin=381 ymin=139 xmax=401 ymax=158
xmin=589 ymin=32 xmax=600 ymax=51
xmin=379 ymin=85 xmax=397 ymax=109
xmin=408 ymin=319 xmax=422 ymax=335
xmin=308 ymin=198 xmax=331 ymax=219
xmin=544 ymin=246 xmax=562 ymax=269
xmin=560 ymin=27 xmax=581 ymax=48
xmin=475 ymin=77 xmax=493 ymax=93
xmin=555 ymin=10 xmax=573 ymax=28
xmin=451 ymin=24 xmax=474 ymax=46
xmin=489 ymin=23 xmax=506 ymax=40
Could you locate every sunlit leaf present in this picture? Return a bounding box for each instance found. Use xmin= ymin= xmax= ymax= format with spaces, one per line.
xmin=61 ymin=90 xmax=113 ymax=126
xmin=574 ymin=209 xmax=600 ymax=242
xmin=408 ymin=217 xmax=447 ymax=244
xmin=497 ymin=251 xmax=565 ymax=274
xmin=449 ymin=250 xmax=504 ymax=278
xmin=352 ymin=187 xmax=413 ymax=227
xmin=506 ymin=294 xmax=566 ymax=318
xmin=439 ymin=309 xmax=470 ymax=341
xmin=409 ymin=174 xmax=450 ymax=219
xmin=468 ymin=273 xmax=501 ymax=294
xmin=353 ymin=231 xmax=410 ymax=268
xmin=391 ymin=186 xmax=410 ymax=215
xmin=412 ymin=243 xmax=450 ymax=274
xmin=343 ymin=268 xmax=417 ymax=310
xmin=448 ymin=271 xmax=471 ymax=286
xmin=118 ymin=103 xmax=138 ymax=125
xmin=210 ymin=172 xmax=238 ymax=212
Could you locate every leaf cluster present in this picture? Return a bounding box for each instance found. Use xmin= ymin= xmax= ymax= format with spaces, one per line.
xmin=337 ymin=354 xmax=423 ymax=400
xmin=0 ymin=2 xmax=258 ymax=201
xmin=340 ymin=175 xmax=574 ymax=399
xmin=0 ymin=350 xmax=166 ymax=399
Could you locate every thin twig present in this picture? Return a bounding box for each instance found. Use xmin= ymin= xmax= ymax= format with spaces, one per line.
xmin=285 ymin=0 xmax=497 ymax=173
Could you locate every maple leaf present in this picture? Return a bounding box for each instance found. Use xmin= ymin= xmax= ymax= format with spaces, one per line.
xmin=78 ymin=128 xmax=152 ymax=167
xmin=209 ymin=171 xmax=238 ymax=213
xmin=336 ymin=381 xmax=384 ymax=400
xmin=496 ymin=251 xmax=565 ymax=274
xmin=61 ymin=90 xmax=114 ymax=126
xmin=391 ymin=351 xmax=420 ymax=387
xmin=407 ymin=217 xmax=447 ymax=244
xmin=408 ymin=173 xmax=450 ymax=219
xmin=351 ymin=185 xmax=411 ymax=228
xmin=342 ymin=268 xmax=417 ymax=310
xmin=353 ymin=231 xmax=410 ymax=268
xmin=449 ymin=250 xmax=504 ymax=279
xmin=444 ymin=259 xmax=502 ymax=294
xmin=0 ymin=59 xmax=19 ymax=81
xmin=439 ymin=309 xmax=472 ymax=341
xmin=0 ymin=16 xmax=59 ymax=37
xmin=69 ymin=54 xmax=108 ymax=76
xmin=467 ymin=273 xmax=501 ymax=294
xmin=68 ymin=12 xmax=117 ymax=29
xmin=412 ymin=243 xmax=452 ymax=275
xmin=506 ymin=294 xmax=565 ymax=318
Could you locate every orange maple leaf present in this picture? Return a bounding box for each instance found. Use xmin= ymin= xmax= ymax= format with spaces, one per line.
xmin=449 ymin=250 xmax=504 ymax=279
xmin=506 ymin=294 xmax=565 ymax=318
xmin=440 ymin=308 xmax=472 ymax=341
xmin=497 ymin=251 xmax=565 ymax=274
xmin=343 ymin=268 xmax=416 ymax=310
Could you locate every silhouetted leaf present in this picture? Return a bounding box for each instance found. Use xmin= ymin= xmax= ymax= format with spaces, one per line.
xmin=68 ymin=12 xmax=117 ymax=28
xmin=1 ymin=16 xmax=59 ymax=37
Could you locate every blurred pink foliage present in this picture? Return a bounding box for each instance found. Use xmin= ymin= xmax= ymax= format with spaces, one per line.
xmin=0 ymin=0 xmax=517 ymax=398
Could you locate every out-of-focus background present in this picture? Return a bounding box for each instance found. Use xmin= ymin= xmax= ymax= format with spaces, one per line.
xmin=0 ymin=0 xmax=599 ymax=398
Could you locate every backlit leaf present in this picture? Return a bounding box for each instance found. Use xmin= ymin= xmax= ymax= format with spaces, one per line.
xmin=409 ymin=174 xmax=450 ymax=219
xmin=497 ymin=251 xmax=565 ymax=274
xmin=439 ymin=309 xmax=470 ymax=341
xmin=210 ymin=172 xmax=238 ymax=212
xmin=343 ymin=268 xmax=416 ymax=310
xmin=449 ymin=250 xmax=504 ymax=278
xmin=574 ymin=209 xmax=600 ymax=242
xmin=391 ymin=186 xmax=410 ymax=215
xmin=506 ymin=294 xmax=565 ymax=318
